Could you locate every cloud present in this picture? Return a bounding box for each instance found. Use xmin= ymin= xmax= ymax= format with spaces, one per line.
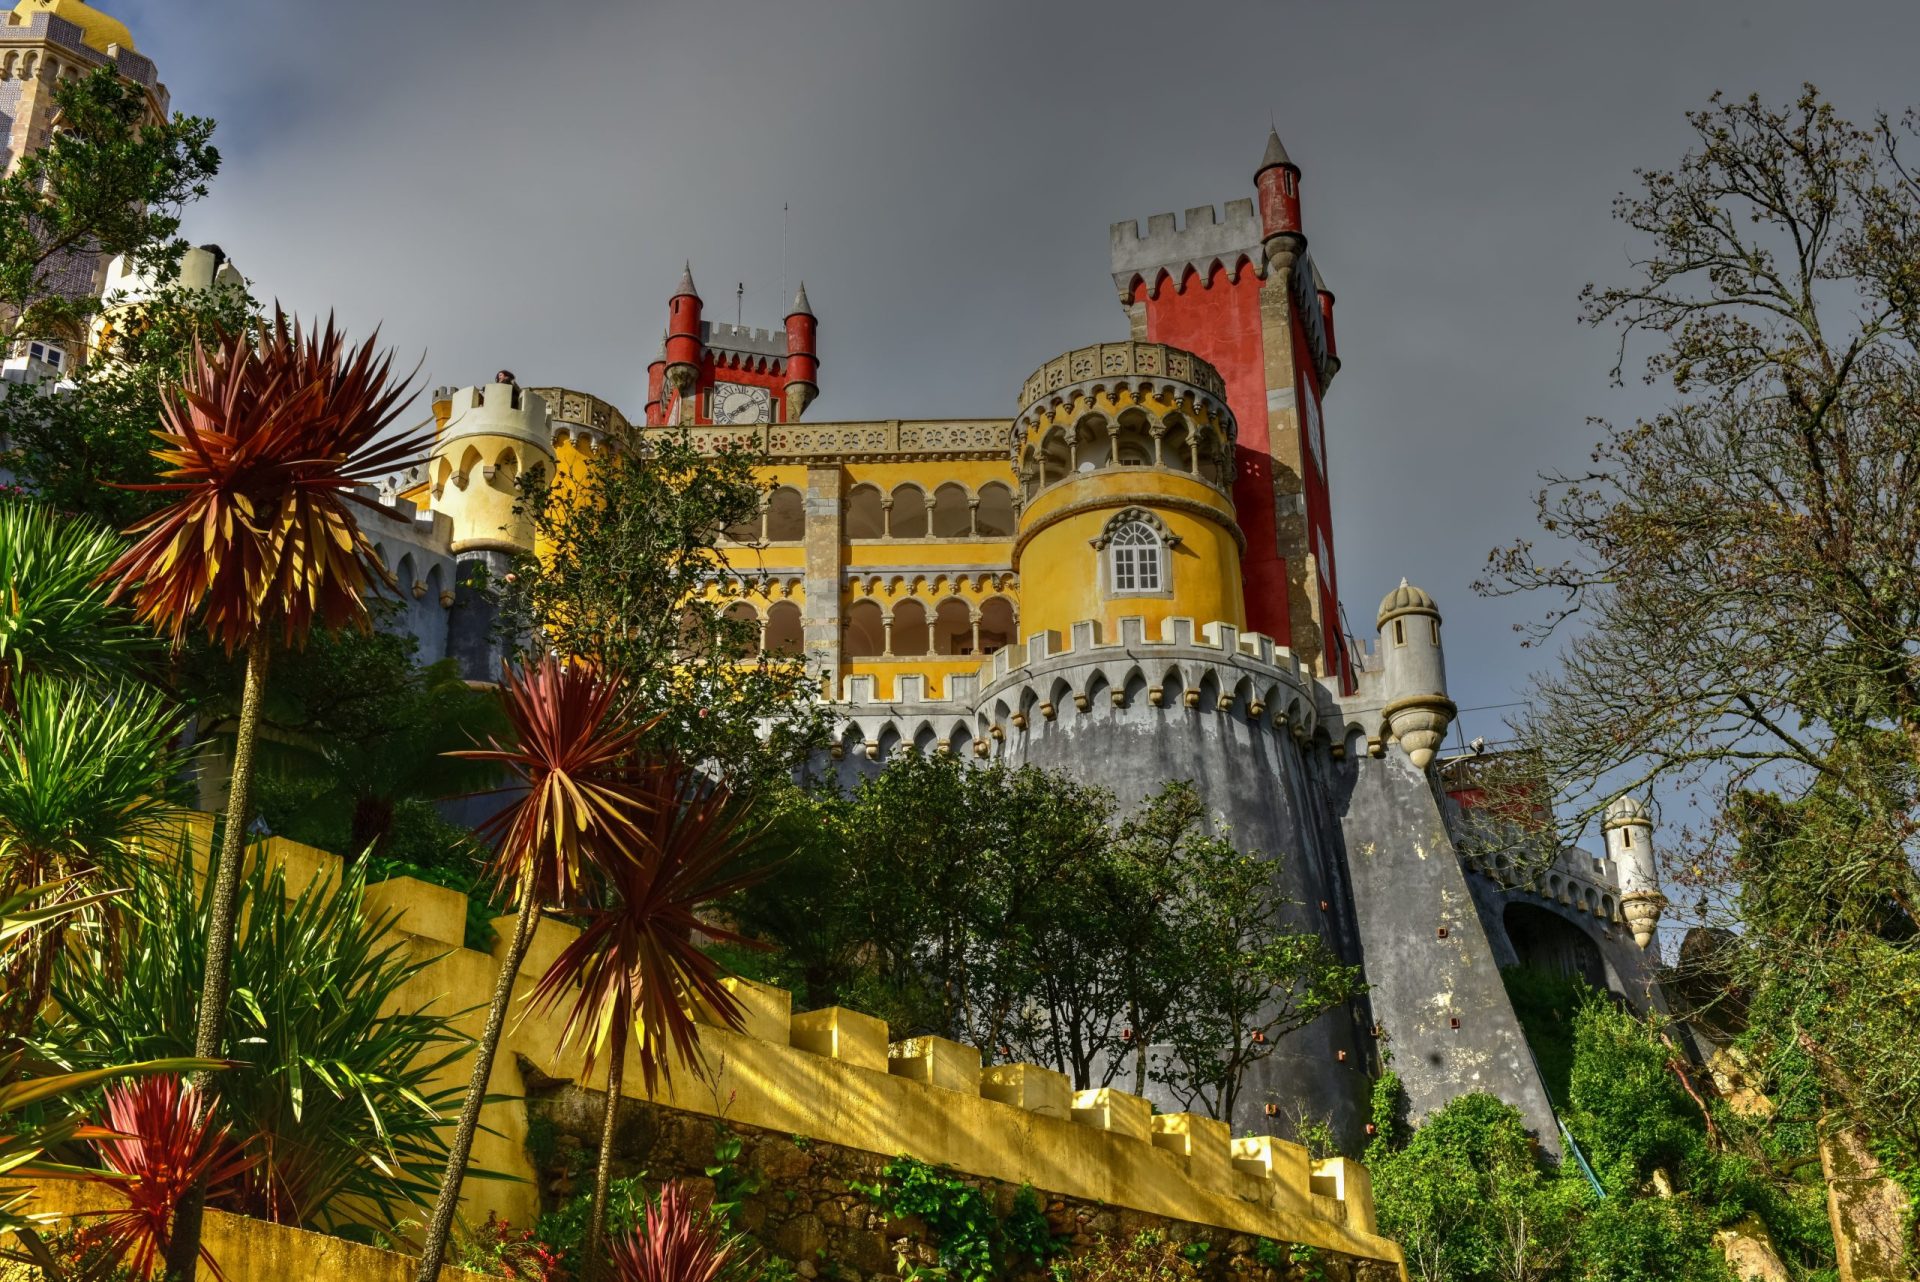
xmin=101 ymin=0 xmax=1920 ymax=732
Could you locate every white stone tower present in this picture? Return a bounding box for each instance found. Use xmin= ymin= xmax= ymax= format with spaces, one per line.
xmin=1376 ymin=579 xmax=1455 ymax=768
xmin=1604 ymin=795 xmax=1665 ymax=949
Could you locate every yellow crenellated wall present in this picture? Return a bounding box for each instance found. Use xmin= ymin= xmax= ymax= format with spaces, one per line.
xmin=146 ymin=819 xmax=1405 ymax=1278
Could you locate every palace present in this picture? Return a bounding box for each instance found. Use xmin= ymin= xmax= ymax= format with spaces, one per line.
xmin=16 ymin=0 xmax=1673 ymax=1157
xmin=363 ymin=136 xmax=1673 ymax=1150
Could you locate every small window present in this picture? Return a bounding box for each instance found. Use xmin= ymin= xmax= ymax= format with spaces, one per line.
xmin=1109 ymin=520 xmax=1162 ymax=594
xmin=1430 ymin=619 xmax=1440 ymax=645
xmin=1621 ymin=828 xmax=1633 ymax=849
xmin=1392 ymin=619 xmax=1405 ymax=647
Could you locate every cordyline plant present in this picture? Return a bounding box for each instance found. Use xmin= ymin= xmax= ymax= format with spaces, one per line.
xmin=0 ymin=883 xmax=216 ymax=1278
xmin=100 ymin=307 xmax=426 ymax=1278
xmin=86 ymin=1074 xmax=254 ymax=1282
xmin=528 ymin=759 xmax=768 ymax=1279
xmin=413 ymin=657 xmax=658 ymax=1282
xmin=0 ymin=501 xmax=152 ymax=713
xmin=607 ymin=1181 xmax=736 ymax=1282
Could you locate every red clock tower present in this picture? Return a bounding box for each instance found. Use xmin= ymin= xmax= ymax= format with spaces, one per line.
xmin=644 ymin=266 xmax=821 ymax=427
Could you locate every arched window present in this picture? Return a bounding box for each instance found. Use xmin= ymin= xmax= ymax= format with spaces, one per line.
xmin=765 ymin=486 xmax=805 ymax=542
xmin=1110 ymin=522 xmax=1161 ymax=593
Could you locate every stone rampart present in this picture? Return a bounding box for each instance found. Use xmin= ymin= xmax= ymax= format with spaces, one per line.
xmin=154 ymin=819 xmax=1407 ymax=1277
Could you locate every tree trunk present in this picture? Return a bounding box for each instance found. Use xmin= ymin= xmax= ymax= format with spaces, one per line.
xmin=413 ymin=893 xmax=542 ymax=1282
xmin=581 ymin=1043 xmax=627 ymax=1281
xmin=164 ymin=632 xmax=270 ymax=1282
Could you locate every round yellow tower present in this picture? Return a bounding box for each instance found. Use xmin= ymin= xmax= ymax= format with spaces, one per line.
xmin=1011 ymin=342 xmax=1244 ymax=641
xmin=428 ymin=377 xmax=557 ymax=556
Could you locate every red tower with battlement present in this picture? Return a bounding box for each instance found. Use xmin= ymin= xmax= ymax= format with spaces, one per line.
xmin=645 ymin=265 xmax=820 ymax=427
xmin=1108 ymin=130 xmax=1348 ymax=687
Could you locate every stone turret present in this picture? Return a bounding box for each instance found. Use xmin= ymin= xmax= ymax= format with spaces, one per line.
xmin=429 ymin=376 xmax=556 ymax=555
xmin=1376 ymin=580 xmax=1454 ymax=768
xmin=784 ymin=282 xmax=819 ymax=420
xmin=1604 ymin=795 xmax=1666 ymax=949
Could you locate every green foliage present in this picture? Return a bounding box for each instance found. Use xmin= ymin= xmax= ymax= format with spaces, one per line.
xmin=0 ymin=67 xmax=220 ymax=347
xmin=729 ymin=757 xmax=1362 ymax=1118
xmin=0 ymin=501 xmax=152 ymax=698
xmin=1498 ymin=966 xmax=1590 ymax=1106
xmin=41 ymin=847 xmax=473 ymax=1235
xmin=1372 ymin=1000 xmax=1838 ymax=1281
xmin=532 ymin=1174 xmax=651 ymax=1267
xmin=1048 ymin=1231 xmax=1200 ymax=1282
xmin=499 ymin=425 xmax=829 ymax=788
xmin=854 ymin=1156 xmax=1001 ymax=1282
xmin=707 ymin=1123 xmax=765 ymax=1234
xmin=1004 ymin=1185 xmax=1061 ymax=1264
xmin=183 ymin=606 xmax=506 ymax=870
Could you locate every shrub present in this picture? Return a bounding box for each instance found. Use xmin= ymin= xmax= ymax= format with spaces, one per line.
xmin=43 ymin=848 xmax=472 ymax=1234
xmin=1048 ymin=1231 xmax=1201 ymax=1282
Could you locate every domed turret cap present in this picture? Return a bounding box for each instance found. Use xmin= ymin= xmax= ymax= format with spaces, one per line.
xmin=1377 ymin=578 xmax=1440 ymax=628
xmin=14 ymin=0 xmax=135 ymax=54
xmin=1604 ymin=795 xmax=1653 ymax=828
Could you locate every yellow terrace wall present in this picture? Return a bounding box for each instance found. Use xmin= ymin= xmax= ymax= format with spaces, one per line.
xmin=164 ymin=820 xmax=1405 ymax=1277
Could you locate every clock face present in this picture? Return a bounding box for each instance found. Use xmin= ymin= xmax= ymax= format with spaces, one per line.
xmin=710 ymin=381 xmax=772 ymax=425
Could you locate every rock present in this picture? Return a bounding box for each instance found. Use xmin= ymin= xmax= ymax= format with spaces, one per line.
xmin=1820 ymin=1122 xmax=1913 ymax=1282
xmin=1714 ymin=1214 xmax=1790 ymax=1282
xmin=845 ymin=1229 xmax=892 ymax=1273
xmin=775 ymin=1213 xmax=829 ymax=1261
xmin=796 ymin=1263 xmax=817 ymax=1279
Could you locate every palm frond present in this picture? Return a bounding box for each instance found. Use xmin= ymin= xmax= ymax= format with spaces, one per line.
xmin=0 ymin=501 xmax=149 ymax=694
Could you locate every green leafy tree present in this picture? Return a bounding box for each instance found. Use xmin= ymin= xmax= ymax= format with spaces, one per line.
xmin=498 ymin=426 xmax=827 ymax=787
xmin=1149 ymin=830 xmax=1365 ymax=1122
xmin=1476 ymin=86 xmax=1920 ymax=1253
xmin=0 ymin=66 xmax=219 ymax=352
xmin=0 ymin=501 xmax=152 ymax=708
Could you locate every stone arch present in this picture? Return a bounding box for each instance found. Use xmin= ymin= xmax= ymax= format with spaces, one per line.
xmin=1112 ymin=410 xmax=1156 ymax=467
xmin=1502 ymin=902 xmax=1606 ymax=988
xmin=889 ymin=483 xmax=928 ymax=538
xmin=765 ymin=486 xmax=805 ymax=542
xmin=725 ymin=601 xmax=761 ymax=657
xmin=765 ymin=601 xmax=803 ymax=656
xmin=1162 ymin=415 xmax=1195 ymax=472
xmin=425 ymin=562 xmax=445 ymax=604
xmin=930 ymin=483 xmax=973 ymax=538
xmin=490 ymin=446 xmax=520 ymax=491
xmin=1018 ymin=450 xmax=1041 ymax=504
xmin=977 ymin=596 xmax=1017 ymax=655
xmin=1075 ymin=414 xmax=1113 ymax=472
xmin=456 ymin=444 xmax=483 ymax=487
xmin=947 ymin=721 xmax=974 ymax=756
xmin=891 ymin=598 xmax=930 ymax=656
xmin=1196 ymin=425 xmax=1229 ymax=488
xmin=913 ymin=722 xmax=941 ymax=755
xmin=846 ymin=599 xmax=884 ymax=658
xmin=1197 ymin=668 xmax=1223 ymax=712
xmin=846 ymin=484 xmax=885 ymax=539
xmin=875 ymin=722 xmax=903 ymax=761
xmin=932 ymin=597 xmax=973 ymax=656
xmin=1158 ymin=666 xmax=1187 ymax=708
xmin=975 ymin=482 xmax=1015 ymax=538
xmin=1039 ymin=427 xmax=1072 ymax=486
xmin=1083 ymin=669 xmax=1112 ymax=712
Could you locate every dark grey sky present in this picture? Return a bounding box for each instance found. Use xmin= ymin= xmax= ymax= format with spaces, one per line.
xmin=105 ymin=0 xmax=1920 ymax=741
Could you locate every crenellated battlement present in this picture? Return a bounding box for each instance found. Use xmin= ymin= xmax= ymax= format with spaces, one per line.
xmin=1109 ymin=199 xmax=1265 ymax=301
xmin=700 ymin=320 xmax=789 ymax=360
xmin=828 ymin=615 xmax=1339 ymax=760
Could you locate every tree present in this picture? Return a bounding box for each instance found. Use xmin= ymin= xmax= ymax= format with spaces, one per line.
xmin=178 ymin=604 xmax=504 ymax=868
xmin=102 ymin=311 xmax=428 ymax=1278
xmin=498 ymin=425 xmax=827 ymax=788
xmin=413 ymin=657 xmax=657 ymax=1282
xmin=1475 ymin=87 xmax=1920 ymax=1242
xmin=0 ymin=66 xmax=219 ymax=354
xmin=1149 ymin=829 xmax=1365 ymax=1121
xmin=526 ymin=760 xmax=767 ymax=1279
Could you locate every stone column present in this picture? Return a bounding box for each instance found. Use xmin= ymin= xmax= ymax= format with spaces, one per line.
xmin=881 ymin=496 xmax=894 ymax=539
xmin=967 ymin=499 xmax=979 ymax=537
xmin=881 ymin=615 xmax=894 ymax=657
xmin=802 ymin=466 xmax=844 ymax=680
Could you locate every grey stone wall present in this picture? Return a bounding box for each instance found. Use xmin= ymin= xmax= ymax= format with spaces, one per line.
xmin=1333 ymin=748 xmax=1560 ymax=1152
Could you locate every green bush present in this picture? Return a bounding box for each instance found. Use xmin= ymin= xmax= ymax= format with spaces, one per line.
xmin=42 ymin=847 xmax=473 ymax=1235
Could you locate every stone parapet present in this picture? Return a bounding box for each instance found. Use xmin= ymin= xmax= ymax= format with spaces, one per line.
xmin=663 ymin=418 xmax=1010 ymax=463
xmin=822 ymin=615 xmax=1336 ymax=761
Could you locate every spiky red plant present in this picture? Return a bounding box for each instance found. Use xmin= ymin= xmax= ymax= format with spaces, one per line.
xmin=101 ymin=307 xmax=428 ymax=1280
xmin=415 ymin=657 xmax=661 ymax=1282
xmin=528 ymin=759 xmax=768 ymax=1281
xmin=530 ymin=758 xmax=766 ymax=1095
xmin=104 ymin=308 xmax=428 ymax=653
xmin=608 ymin=1182 xmax=736 ymax=1282
xmin=87 ymin=1075 xmax=253 ymax=1281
